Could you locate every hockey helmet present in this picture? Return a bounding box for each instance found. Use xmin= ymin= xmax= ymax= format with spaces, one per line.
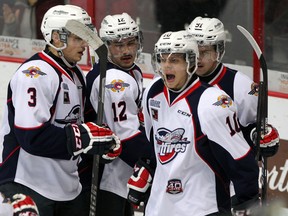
xmin=41 ymin=5 xmax=93 ymax=50
xmin=154 ymin=30 xmax=199 ymax=92
xmin=187 ymin=16 xmax=226 ymax=61
xmin=99 ymin=13 xmax=143 ymax=54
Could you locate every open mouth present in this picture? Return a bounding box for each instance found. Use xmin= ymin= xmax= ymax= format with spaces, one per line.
xmin=166 ymin=74 xmax=175 ymax=81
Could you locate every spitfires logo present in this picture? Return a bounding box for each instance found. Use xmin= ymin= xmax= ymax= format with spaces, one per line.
xmin=55 ymin=105 xmax=81 ymax=124
xmin=155 ymin=128 xmax=190 ymax=164
xmin=248 ymin=82 xmax=259 ymax=96
xmin=105 ymin=79 xmax=130 ymax=92
xmin=212 ymin=95 xmax=233 ymax=108
xmin=22 ymin=66 xmax=46 ymax=78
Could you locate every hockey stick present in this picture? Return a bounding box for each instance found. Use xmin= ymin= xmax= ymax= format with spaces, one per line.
xmin=65 ymin=20 xmax=108 ymax=216
xmin=237 ymin=25 xmax=268 ymax=204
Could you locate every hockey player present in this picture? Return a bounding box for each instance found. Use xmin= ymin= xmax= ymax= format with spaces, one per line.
xmin=84 ymin=13 xmax=153 ymax=216
xmin=187 ymin=17 xmax=279 ymax=158
xmin=0 ymin=5 xmax=121 ymax=216
xmin=127 ymin=30 xmax=260 ymax=215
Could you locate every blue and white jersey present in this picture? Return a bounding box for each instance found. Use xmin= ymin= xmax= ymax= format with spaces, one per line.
xmin=143 ymin=76 xmax=259 ymax=216
xmin=85 ymin=61 xmax=152 ymax=198
xmin=199 ymin=63 xmax=258 ymax=147
xmin=0 ymin=50 xmax=85 ymax=201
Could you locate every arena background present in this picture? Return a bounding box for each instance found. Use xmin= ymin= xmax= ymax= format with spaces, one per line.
xmin=0 ymin=0 xmax=287 ymax=214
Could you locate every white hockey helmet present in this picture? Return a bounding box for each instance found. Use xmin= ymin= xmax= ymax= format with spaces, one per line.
xmin=41 ymin=4 xmax=93 ymax=50
xmin=99 ymin=13 xmax=143 ymax=53
xmin=187 ymin=16 xmax=226 ymax=61
xmin=154 ymin=30 xmax=199 ymax=92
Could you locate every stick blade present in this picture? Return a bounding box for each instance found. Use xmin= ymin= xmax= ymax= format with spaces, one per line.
xmin=237 ymin=25 xmax=262 ymax=59
xmin=65 ymin=19 xmax=104 ymax=50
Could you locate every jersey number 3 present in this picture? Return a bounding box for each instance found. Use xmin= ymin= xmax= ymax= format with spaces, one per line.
xmin=28 ymin=87 xmax=37 ymax=107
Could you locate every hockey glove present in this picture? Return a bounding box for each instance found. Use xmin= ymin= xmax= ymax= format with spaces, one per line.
xmin=250 ymin=124 xmax=280 ymax=157
xmin=127 ymin=158 xmax=154 ymax=207
xmin=12 ymin=194 xmax=39 ymax=216
xmin=100 ymin=137 xmax=122 ymax=163
xmin=231 ymin=195 xmax=260 ymax=216
xmin=65 ymin=122 xmax=121 ymax=157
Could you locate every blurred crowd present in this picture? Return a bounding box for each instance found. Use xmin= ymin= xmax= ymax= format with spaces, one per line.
xmin=0 ymin=0 xmax=64 ymax=39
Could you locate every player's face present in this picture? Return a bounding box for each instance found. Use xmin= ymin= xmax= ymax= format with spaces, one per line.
xmin=196 ymin=45 xmax=218 ymax=76
xmin=108 ymin=37 xmax=139 ymax=69
xmin=62 ymin=34 xmax=88 ymax=63
xmin=159 ymin=53 xmax=188 ymax=91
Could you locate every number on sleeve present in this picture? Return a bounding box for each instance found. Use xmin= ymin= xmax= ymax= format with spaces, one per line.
xmin=112 ymin=101 xmax=127 ymax=122
xmin=226 ymin=112 xmax=240 ymax=136
xmin=28 ymin=87 xmax=36 ymax=107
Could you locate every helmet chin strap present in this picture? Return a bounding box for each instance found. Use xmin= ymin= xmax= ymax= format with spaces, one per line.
xmin=57 ymin=49 xmax=76 ymax=68
xmin=201 ymin=61 xmax=221 ymax=77
xmin=47 ymin=41 xmax=76 ymax=68
xmin=165 ymin=65 xmax=197 ymax=93
xmin=168 ymin=72 xmax=194 ymax=93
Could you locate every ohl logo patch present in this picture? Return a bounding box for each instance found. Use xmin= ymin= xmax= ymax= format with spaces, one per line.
xmin=155 ymin=128 xmax=190 ymax=164
xmin=105 ymin=79 xmax=130 ymax=92
xmin=212 ymin=95 xmax=233 ymax=108
xmin=22 ymin=66 xmax=46 ymax=78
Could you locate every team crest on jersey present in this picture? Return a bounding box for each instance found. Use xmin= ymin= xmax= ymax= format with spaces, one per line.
xmin=166 ymin=179 xmax=183 ymax=194
xmin=55 ymin=105 xmax=81 ymax=124
xmin=213 ymin=95 xmax=233 ymax=108
xmin=22 ymin=66 xmax=46 ymax=78
xmin=105 ymin=79 xmax=129 ymax=92
xmin=155 ymin=128 xmax=190 ymax=164
xmin=248 ymin=82 xmax=259 ymax=96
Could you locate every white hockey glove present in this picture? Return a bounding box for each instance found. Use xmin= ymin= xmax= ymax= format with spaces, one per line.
xmin=250 ymin=124 xmax=280 ymax=157
xmin=65 ymin=122 xmax=121 ymax=157
xmin=11 ymin=194 xmax=39 ymax=216
xmin=127 ymin=158 xmax=154 ymax=207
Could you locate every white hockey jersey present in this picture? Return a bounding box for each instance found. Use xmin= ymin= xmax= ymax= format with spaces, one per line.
xmin=143 ymin=76 xmax=259 ymax=216
xmin=199 ymin=63 xmax=258 ymax=148
xmin=85 ymin=62 xmax=152 ymax=198
xmin=0 ymin=51 xmax=86 ymax=201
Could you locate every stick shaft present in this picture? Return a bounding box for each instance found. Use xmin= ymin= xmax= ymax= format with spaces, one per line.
xmin=89 ymin=44 xmax=108 ymax=216
xmin=237 ymin=25 xmax=268 ymax=204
